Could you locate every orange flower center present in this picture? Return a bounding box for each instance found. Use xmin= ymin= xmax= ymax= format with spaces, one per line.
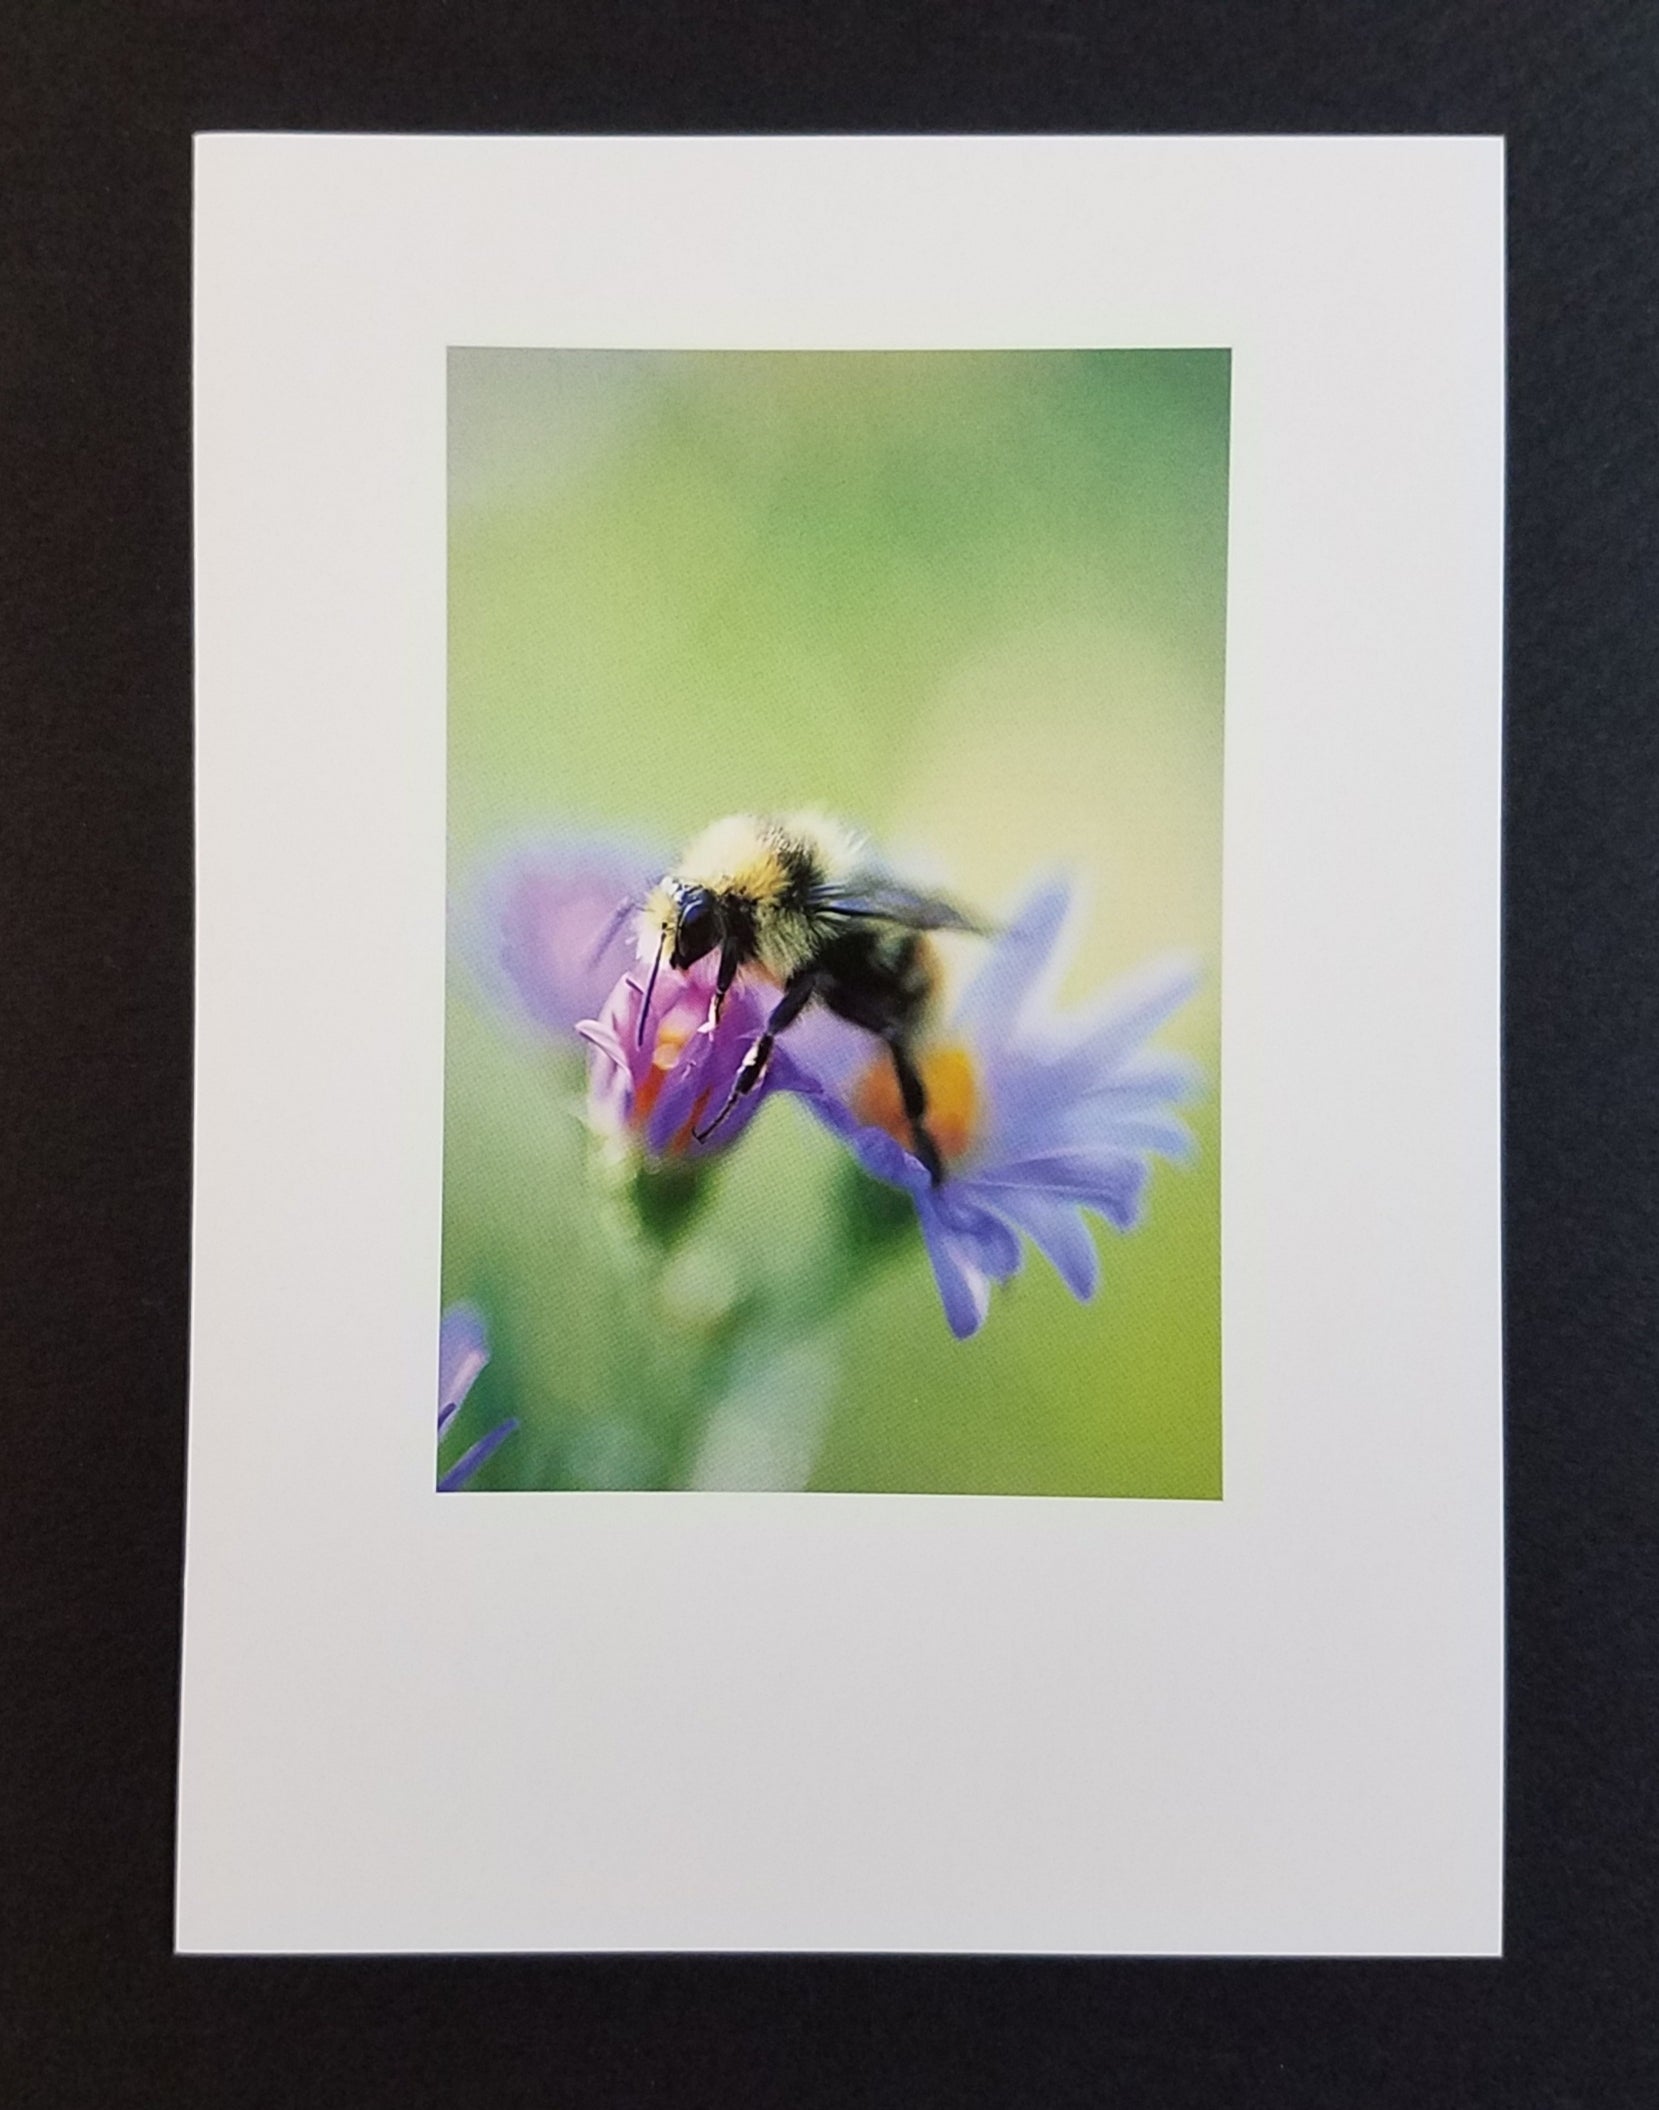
xmin=850 ymin=1043 xmax=982 ymax=1168
xmin=632 ymin=1018 xmax=710 ymax=1155
xmin=631 ymin=1018 xmax=691 ymax=1128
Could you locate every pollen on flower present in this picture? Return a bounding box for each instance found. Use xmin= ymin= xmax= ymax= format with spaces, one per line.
xmin=632 ymin=1017 xmax=693 ymax=1128
xmin=850 ymin=1043 xmax=981 ymax=1168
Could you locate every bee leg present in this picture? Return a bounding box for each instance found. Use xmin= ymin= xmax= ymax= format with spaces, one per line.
xmin=694 ymin=970 xmax=819 ymax=1142
xmin=887 ymin=1036 xmax=945 ymax=1185
xmin=708 ymin=937 xmax=742 ymax=1026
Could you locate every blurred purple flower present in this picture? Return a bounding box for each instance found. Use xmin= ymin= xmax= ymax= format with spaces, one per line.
xmin=437 ymin=1302 xmax=518 ymax=1491
xmin=576 ymin=954 xmax=786 ymax=1162
xmin=787 ymin=881 xmax=1201 ymax=1339
xmin=469 ymin=835 xmax=662 ymax=1041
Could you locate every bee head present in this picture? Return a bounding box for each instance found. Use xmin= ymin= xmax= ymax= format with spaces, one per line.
xmin=668 ymin=884 xmax=721 ymax=970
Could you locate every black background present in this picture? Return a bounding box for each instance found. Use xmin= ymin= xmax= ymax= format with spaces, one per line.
xmin=3 ymin=5 xmax=1656 ymax=2104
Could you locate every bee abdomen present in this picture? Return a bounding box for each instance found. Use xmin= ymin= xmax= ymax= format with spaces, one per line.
xmin=817 ymin=927 xmax=939 ymax=1038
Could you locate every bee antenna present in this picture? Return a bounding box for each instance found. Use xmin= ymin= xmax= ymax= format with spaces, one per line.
xmin=636 ymin=927 xmax=666 ymax=1047
xmin=586 ymin=894 xmax=639 ymax=972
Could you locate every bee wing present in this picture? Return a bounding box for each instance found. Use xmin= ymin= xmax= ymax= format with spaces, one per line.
xmin=810 ymin=875 xmax=989 ymax=935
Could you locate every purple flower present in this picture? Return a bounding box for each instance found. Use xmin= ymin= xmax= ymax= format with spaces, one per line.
xmin=576 ymin=954 xmax=787 ymax=1161
xmin=786 ymin=881 xmax=1201 ymax=1339
xmin=437 ymin=1302 xmax=518 ymax=1490
xmin=468 ymin=834 xmax=662 ymax=1041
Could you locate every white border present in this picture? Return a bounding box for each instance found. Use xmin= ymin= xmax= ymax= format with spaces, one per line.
xmin=182 ymin=136 xmax=1503 ymax=1954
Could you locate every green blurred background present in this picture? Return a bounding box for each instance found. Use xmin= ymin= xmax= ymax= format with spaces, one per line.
xmin=445 ymin=349 xmax=1227 ymax=1497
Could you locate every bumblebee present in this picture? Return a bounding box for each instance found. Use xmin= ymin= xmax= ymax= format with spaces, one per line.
xmin=637 ymin=811 xmax=984 ymax=1181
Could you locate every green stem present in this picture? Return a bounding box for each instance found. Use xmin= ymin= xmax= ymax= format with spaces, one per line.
xmin=649 ymin=1162 xmax=922 ymax=1486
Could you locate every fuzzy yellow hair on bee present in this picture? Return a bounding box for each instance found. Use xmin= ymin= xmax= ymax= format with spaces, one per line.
xmin=634 ymin=811 xmax=986 ymax=1183
xmin=641 ymin=810 xmax=860 ymax=982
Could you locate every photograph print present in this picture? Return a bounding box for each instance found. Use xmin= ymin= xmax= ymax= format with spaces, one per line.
xmin=441 ymin=348 xmax=1228 ymax=1498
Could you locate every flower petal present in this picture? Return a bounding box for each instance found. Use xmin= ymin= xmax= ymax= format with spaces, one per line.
xmin=1083 ymin=1111 xmax=1196 ymax=1161
xmin=971 ymin=1148 xmax=1149 ymax=1230
xmin=1109 ymin=1049 xmax=1205 ymax=1101
xmin=915 ymin=1194 xmax=993 ymax=1339
xmin=438 ymin=1303 xmax=490 ymax=1432
xmin=1010 ymin=1099 xmax=1197 ymax=1163
xmin=437 ymin=1416 xmax=519 ymax=1491
xmin=780 ymin=1004 xmax=874 ymax=1095
xmin=573 ymin=1016 xmax=631 ymax=1071
xmin=642 ymin=1034 xmax=714 ymax=1153
xmin=951 ymin=878 xmax=1074 ymax=1050
xmin=1003 ymin=1053 xmax=1202 ymax=1126
xmin=468 ymin=836 xmax=663 ymax=1040
xmin=784 ymin=1063 xmax=935 ymax=1195
xmin=983 ymin=1191 xmax=1101 ymax=1301
xmin=1043 ymin=955 xmax=1201 ymax=1095
xmin=983 ymin=1044 xmax=1200 ymax=1163
xmin=936 ymin=1187 xmax=1024 ymax=1278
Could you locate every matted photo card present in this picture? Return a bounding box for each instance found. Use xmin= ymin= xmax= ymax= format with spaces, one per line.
xmin=182 ymin=135 xmax=1503 ymax=1953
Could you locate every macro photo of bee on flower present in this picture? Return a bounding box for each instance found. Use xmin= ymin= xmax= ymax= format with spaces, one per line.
xmin=441 ymin=348 xmax=1227 ymax=1496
